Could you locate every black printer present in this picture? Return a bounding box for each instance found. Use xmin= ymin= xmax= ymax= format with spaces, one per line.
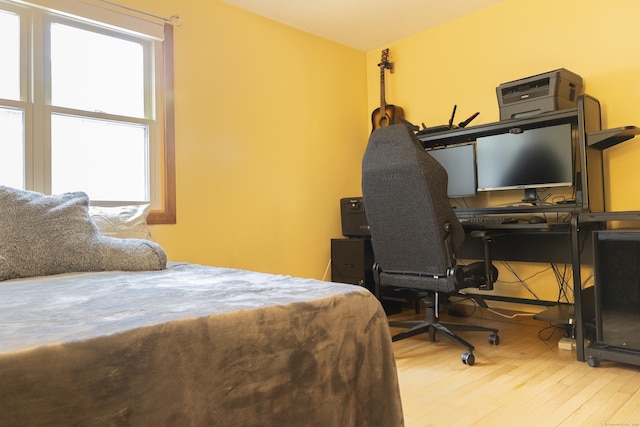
xmin=496 ymin=68 xmax=583 ymax=120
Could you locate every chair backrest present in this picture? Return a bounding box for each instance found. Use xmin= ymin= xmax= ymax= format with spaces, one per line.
xmin=362 ymin=124 xmax=465 ymax=291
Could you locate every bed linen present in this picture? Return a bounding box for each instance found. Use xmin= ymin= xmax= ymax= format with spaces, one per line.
xmin=0 ymin=262 xmax=403 ymax=426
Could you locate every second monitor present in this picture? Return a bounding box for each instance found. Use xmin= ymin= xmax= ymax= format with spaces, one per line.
xmin=426 ymin=143 xmax=476 ymax=198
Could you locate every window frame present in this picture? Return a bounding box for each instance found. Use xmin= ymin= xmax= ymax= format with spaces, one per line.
xmin=0 ymin=0 xmax=176 ymax=224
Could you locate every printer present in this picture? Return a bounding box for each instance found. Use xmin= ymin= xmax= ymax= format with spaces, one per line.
xmin=496 ymin=68 xmax=583 ymax=121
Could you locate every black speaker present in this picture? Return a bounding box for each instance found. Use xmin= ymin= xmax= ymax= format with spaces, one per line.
xmin=340 ymin=197 xmax=370 ymax=237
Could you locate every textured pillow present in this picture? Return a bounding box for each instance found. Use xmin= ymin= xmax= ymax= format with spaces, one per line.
xmin=89 ymin=204 xmax=152 ymax=240
xmin=0 ymin=186 xmax=167 ymax=281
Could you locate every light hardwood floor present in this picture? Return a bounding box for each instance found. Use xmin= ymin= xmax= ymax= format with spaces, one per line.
xmin=388 ymin=307 xmax=640 ymax=427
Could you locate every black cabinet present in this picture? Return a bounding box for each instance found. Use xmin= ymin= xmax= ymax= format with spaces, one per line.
xmin=330 ymin=238 xmax=374 ymax=291
xmin=331 ymin=237 xmax=422 ymax=314
xmin=586 ymin=229 xmax=640 ymax=367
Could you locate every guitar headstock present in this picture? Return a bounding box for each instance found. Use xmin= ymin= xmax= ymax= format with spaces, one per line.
xmin=378 ymin=48 xmax=393 ymax=71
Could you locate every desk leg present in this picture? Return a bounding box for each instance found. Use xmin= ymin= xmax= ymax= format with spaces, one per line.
xmin=571 ymin=215 xmax=585 ymax=362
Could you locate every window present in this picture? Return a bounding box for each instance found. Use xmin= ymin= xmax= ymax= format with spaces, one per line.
xmin=0 ymin=0 xmax=175 ymax=223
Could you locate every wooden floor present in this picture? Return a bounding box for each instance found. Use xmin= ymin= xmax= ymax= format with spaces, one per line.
xmin=388 ymin=306 xmax=640 ymax=427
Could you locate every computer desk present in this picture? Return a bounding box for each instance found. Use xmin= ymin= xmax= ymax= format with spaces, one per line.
xmin=417 ymin=95 xmax=640 ymax=361
xmin=459 ymin=209 xmax=640 ymax=362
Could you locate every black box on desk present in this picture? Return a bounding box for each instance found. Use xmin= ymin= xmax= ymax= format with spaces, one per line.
xmin=340 ymin=197 xmax=370 ymax=237
xmin=497 ymin=68 xmax=583 ymax=120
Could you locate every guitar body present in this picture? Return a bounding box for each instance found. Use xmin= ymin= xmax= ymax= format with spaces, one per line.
xmin=371 ymin=104 xmax=405 ymax=130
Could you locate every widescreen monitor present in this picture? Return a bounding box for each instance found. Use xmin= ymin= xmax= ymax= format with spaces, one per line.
xmin=475 ymin=123 xmax=573 ymax=201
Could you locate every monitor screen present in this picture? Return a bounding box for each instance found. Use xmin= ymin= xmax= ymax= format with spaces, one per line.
xmin=475 ymin=123 xmax=573 ymax=193
xmin=427 ymin=143 xmax=477 ymax=198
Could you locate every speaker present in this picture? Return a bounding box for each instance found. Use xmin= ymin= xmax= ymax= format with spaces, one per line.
xmin=340 ymin=197 xmax=370 ymax=237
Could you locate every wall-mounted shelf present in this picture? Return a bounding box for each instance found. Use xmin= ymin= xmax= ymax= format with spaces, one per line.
xmin=587 ymin=126 xmax=640 ymax=150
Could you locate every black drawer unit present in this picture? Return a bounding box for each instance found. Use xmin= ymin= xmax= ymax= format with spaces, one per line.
xmin=330 ymin=238 xmax=374 ymax=292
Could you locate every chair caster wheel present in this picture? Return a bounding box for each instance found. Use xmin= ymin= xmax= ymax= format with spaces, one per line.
xmin=462 ymin=352 xmax=475 ymax=366
xmin=587 ymin=356 xmax=600 ymax=367
xmin=489 ymin=333 xmax=500 ymax=345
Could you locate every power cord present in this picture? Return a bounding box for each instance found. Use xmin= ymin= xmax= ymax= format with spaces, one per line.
xmin=321 ymin=258 xmax=332 ymax=281
xmin=537 ymin=322 xmax=566 ymax=342
xmin=498 ymin=260 xmax=543 ymax=300
xmin=486 ymin=308 xmax=535 ymax=319
xmin=449 ymin=295 xmax=535 ymax=320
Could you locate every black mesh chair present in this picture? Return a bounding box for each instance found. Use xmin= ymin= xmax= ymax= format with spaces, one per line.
xmin=362 ymin=124 xmax=499 ymax=365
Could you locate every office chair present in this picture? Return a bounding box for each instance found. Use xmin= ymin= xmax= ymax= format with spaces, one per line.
xmin=362 ymin=124 xmax=499 ymax=365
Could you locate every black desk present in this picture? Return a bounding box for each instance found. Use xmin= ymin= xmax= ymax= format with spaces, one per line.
xmin=460 ymin=209 xmax=640 ymax=362
xmin=460 ymin=221 xmax=579 ymax=264
xmin=419 ymin=95 xmax=640 ymax=362
xmin=458 ymin=210 xmax=598 ymax=362
xmin=458 ymin=210 xmax=589 ymax=292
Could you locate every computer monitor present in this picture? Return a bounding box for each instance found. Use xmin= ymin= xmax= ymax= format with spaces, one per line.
xmin=475 ymin=123 xmax=573 ymax=201
xmin=427 ymin=143 xmax=476 ymax=198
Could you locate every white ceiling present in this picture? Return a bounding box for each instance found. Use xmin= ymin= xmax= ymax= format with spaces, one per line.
xmin=222 ymin=0 xmax=505 ymax=51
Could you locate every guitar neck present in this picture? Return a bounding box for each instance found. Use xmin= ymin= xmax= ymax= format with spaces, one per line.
xmin=379 ymin=66 xmax=387 ymax=111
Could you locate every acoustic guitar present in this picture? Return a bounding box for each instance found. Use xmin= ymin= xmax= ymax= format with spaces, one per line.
xmin=371 ymin=48 xmax=404 ymax=130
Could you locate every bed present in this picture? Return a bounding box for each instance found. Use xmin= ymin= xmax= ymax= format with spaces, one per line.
xmin=0 ymin=187 xmax=404 ymax=426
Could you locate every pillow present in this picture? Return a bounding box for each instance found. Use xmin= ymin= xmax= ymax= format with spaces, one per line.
xmin=0 ymin=186 xmax=167 ymax=281
xmin=89 ymin=204 xmax=152 ymax=240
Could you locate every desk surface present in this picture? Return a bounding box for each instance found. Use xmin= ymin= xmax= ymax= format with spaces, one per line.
xmin=461 ymin=221 xmax=571 ymax=232
xmin=456 ymin=211 xmax=597 ymax=264
xmin=455 ymin=203 xmax=579 ymax=216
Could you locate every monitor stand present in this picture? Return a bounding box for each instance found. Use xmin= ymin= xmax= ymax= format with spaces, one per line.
xmin=522 ymin=188 xmax=538 ymax=203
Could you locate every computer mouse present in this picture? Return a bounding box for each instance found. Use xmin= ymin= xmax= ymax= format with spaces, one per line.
xmin=528 ymin=215 xmax=547 ymax=224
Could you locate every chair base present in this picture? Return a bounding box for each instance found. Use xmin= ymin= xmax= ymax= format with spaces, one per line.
xmin=389 ymin=294 xmax=499 ymax=365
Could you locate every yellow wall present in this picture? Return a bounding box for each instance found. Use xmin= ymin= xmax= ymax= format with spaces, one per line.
xmin=121 ymin=0 xmax=640 ymax=291
xmin=123 ymin=0 xmax=368 ymax=278
xmin=365 ymin=0 xmax=640 ymax=303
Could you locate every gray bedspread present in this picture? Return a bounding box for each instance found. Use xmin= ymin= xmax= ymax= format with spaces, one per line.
xmin=0 ymin=263 xmax=403 ymax=426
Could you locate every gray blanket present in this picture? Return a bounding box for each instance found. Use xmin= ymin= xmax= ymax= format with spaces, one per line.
xmin=0 ymin=263 xmax=403 ymax=426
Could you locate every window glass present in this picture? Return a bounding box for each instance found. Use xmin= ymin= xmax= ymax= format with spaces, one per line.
xmin=0 ymin=9 xmax=20 ymax=101
xmin=51 ymin=114 xmax=148 ymax=201
xmin=0 ymin=1 xmax=175 ymax=223
xmin=50 ymin=23 xmax=145 ymax=118
xmin=0 ymin=107 xmax=25 ymax=189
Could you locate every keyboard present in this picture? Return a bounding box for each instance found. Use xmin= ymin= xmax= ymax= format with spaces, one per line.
xmin=457 ymin=214 xmax=570 ymax=230
xmin=457 ymin=215 xmax=517 ymax=226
